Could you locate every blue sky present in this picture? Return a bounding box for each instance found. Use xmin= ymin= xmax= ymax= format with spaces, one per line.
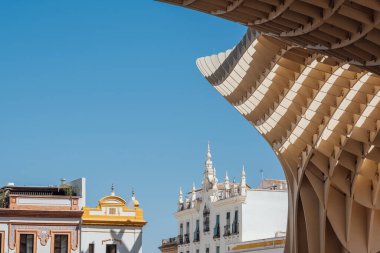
xmin=0 ymin=1 xmax=284 ymax=252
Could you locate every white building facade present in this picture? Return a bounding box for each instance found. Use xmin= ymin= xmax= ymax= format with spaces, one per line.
xmin=0 ymin=178 xmax=86 ymax=253
xmin=176 ymin=144 xmax=287 ymax=253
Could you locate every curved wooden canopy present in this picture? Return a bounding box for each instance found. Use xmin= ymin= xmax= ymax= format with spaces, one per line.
xmin=159 ymin=0 xmax=380 ymax=75
xmin=158 ymin=1 xmax=380 ymax=252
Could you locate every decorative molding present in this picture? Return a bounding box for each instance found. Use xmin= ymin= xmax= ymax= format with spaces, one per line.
xmin=9 ymin=224 xmax=79 ymax=251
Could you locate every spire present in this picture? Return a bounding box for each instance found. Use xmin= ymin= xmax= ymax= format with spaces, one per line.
xmin=129 ymin=188 xmax=140 ymax=209
xmin=232 ymin=177 xmax=237 ymax=196
xmin=178 ymin=187 xmax=183 ymax=204
xmin=207 ymin=141 xmax=211 ymax=159
xmin=205 ymin=141 xmax=213 ymax=173
xmin=224 ymin=171 xmax=230 ymax=190
xmin=190 ymin=183 xmax=196 ymax=206
xmin=203 ymin=141 xmax=216 ymax=190
xmin=110 ymin=184 xmax=115 ymax=196
xmin=240 ymin=165 xmax=247 ymax=196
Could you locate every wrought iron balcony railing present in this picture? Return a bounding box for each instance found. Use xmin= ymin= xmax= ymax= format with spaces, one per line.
xmin=184 ymin=234 xmax=190 ymax=244
xmin=224 ymin=225 xmax=231 ymax=237
xmin=193 ymin=231 xmax=200 ymax=242
xmin=213 ymin=225 xmax=220 ymax=238
xmin=232 ymin=222 xmax=239 ymax=234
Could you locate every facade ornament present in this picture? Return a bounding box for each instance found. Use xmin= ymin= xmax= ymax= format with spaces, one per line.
xmin=9 ymin=225 xmax=78 ymax=250
xmin=203 ymin=142 xmax=216 ymax=191
xmin=178 ymin=187 xmax=183 ymax=205
xmin=212 ymin=167 xmax=218 ymax=191
xmin=190 ymin=183 xmax=196 ymax=208
xmin=240 ymin=165 xmax=247 ymax=196
xmin=224 ymin=171 xmax=230 ymax=187
xmin=130 ymin=188 xmax=140 ymax=208
xmin=38 ymin=230 xmax=50 ymax=246
xmin=232 ymin=177 xmax=237 ymax=196
xmin=110 ymin=184 xmax=115 ymax=196
xmin=224 ymin=171 xmax=230 ymax=199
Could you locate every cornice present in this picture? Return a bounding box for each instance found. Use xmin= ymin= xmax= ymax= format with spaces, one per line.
xmin=81 ymin=219 xmax=147 ymax=227
xmin=212 ymin=196 xmax=246 ymax=208
xmin=0 ymin=208 xmax=83 ymax=218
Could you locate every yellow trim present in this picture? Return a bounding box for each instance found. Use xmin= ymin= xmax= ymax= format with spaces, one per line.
xmin=98 ymin=196 xmax=126 ymax=206
xmin=231 ymin=239 xmax=285 ymax=250
xmin=82 ymin=195 xmax=146 ymax=227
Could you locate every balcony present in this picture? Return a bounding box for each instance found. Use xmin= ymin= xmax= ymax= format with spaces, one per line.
xmin=224 ymin=225 xmax=231 ymax=237
xmin=193 ymin=231 xmax=200 ymax=242
xmin=203 ymin=218 xmax=210 ymax=232
xmin=232 ymin=222 xmax=239 ymax=235
xmin=159 ymin=237 xmax=179 ymax=251
xmin=178 ymin=235 xmax=184 ymax=245
xmin=213 ymin=226 xmax=220 ymax=239
xmin=184 ymin=234 xmax=190 ymax=244
xmin=161 ymin=237 xmax=178 ymax=246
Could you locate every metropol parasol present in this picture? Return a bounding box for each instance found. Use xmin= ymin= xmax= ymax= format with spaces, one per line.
xmin=159 ymin=1 xmax=380 ymax=253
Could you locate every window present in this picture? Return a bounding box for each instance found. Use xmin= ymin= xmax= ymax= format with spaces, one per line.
xmin=224 ymin=212 xmax=231 ymax=236
xmin=203 ymin=205 xmax=210 ymax=232
xmin=232 ymin=210 xmax=239 ymax=234
xmin=206 ymin=247 xmax=209 ymax=253
xmin=213 ymin=215 xmax=220 ymax=238
xmin=54 ymin=235 xmax=68 ymax=253
xmin=106 ymin=244 xmax=116 ymax=253
xmin=109 ymin=208 xmax=116 ymax=215
xmin=89 ymin=243 xmax=94 ymax=253
xmin=179 ymin=223 xmax=184 ymax=244
xmin=0 ymin=233 xmax=2 ymax=253
xmin=196 ymin=250 xmax=199 ymax=253
xmin=185 ymin=222 xmax=190 ymax=243
xmin=216 ymin=246 xmax=220 ymax=253
xmin=194 ymin=220 xmax=200 ymax=242
xmin=19 ymin=234 xmax=34 ymax=253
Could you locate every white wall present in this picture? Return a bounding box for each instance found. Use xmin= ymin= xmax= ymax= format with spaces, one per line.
xmin=242 ymin=191 xmax=287 ymax=241
xmin=80 ymin=225 xmax=142 ymax=253
xmin=176 ymin=189 xmax=287 ymax=253
xmin=67 ymin=177 xmax=86 ymax=209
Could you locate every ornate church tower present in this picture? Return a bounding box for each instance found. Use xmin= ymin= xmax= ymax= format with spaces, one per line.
xmin=203 ymin=142 xmax=217 ymax=191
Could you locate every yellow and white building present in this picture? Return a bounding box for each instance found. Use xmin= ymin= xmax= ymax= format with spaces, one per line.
xmin=81 ymin=186 xmax=147 ymax=253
